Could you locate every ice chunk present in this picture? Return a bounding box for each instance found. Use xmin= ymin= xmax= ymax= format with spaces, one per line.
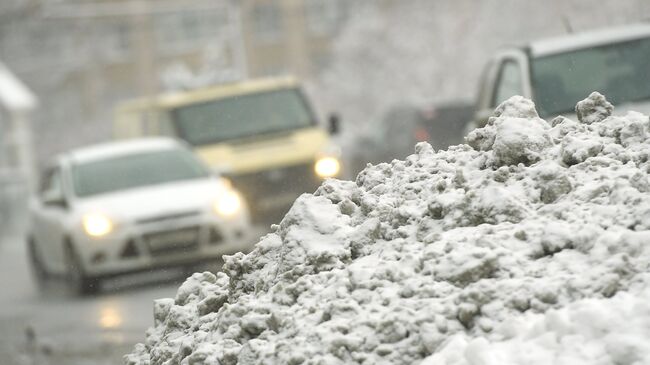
xmin=575 ymin=91 xmax=614 ymax=124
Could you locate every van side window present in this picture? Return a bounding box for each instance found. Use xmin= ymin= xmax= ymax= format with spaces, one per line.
xmin=492 ymin=59 xmax=523 ymax=107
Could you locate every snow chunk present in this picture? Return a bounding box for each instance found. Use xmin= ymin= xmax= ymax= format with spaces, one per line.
xmin=467 ymin=96 xmax=553 ymax=166
xmin=560 ymin=134 xmax=603 ymax=166
xmin=491 ymin=116 xmax=552 ymax=166
xmin=575 ymin=91 xmax=614 ymax=124
xmin=493 ymin=95 xmax=539 ymax=119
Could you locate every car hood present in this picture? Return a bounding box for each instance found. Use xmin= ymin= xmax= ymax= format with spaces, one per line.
xmin=74 ymin=178 xmax=224 ymax=221
xmin=616 ymin=100 xmax=650 ymax=116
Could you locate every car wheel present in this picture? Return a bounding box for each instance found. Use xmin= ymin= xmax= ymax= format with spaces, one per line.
xmin=27 ymin=237 xmax=48 ymax=288
xmin=64 ymin=243 xmax=100 ymax=296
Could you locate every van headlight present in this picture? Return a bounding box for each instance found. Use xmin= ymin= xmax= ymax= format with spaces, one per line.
xmin=82 ymin=213 xmax=114 ymax=237
xmin=214 ymin=190 xmax=242 ymax=217
xmin=315 ymin=157 xmax=341 ymax=178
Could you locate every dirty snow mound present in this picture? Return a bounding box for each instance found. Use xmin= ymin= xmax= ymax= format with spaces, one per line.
xmin=125 ymin=93 xmax=650 ymax=365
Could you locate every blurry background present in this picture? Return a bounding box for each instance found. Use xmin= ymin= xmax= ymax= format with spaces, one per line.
xmin=1 ymin=0 xmax=649 ymax=169
xmin=1 ymin=1 xmax=650 ymax=364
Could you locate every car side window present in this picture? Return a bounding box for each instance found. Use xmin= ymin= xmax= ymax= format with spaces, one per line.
xmin=40 ymin=167 xmax=63 ymax=199
xmin=492 ymin=59 xmax=523 ymax=107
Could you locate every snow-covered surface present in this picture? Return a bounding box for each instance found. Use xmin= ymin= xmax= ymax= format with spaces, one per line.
xmin=125 ymin=93 xmax=650 ymax=365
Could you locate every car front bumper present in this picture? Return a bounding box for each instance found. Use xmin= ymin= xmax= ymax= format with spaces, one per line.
xmin=71 ymin=211 xmax=253 ymax=278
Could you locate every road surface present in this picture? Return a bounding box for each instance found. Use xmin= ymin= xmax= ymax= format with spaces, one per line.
xmin=0 ymin=227 xmax=267 ymax=365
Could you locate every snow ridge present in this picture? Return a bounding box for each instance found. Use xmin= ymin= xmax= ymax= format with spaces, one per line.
xmin=125 ymin=93 xmax=650 ymax=365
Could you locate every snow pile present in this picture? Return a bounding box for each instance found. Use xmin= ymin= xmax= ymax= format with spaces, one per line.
xmin=125 ymin=93 xmax=650 ymax=365
xmin=425 ymin=284 xmax=650 ymax=365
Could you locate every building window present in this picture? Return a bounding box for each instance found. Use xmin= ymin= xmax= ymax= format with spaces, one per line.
xmin=181 ymin=12 xmax=200 ymax=40
xmin=28 ymin=26 xmax=62 ymax=62
xmin=155 ymin=9 xmax=229 ymax=53
xmin=108 ymin=23 xmax=131 ymax=59
xmin=256 ymin=61 xmax=286 ymax=77
xmin=304 ymin=0 xmax=341 ymax=36
xmin=251 ymin=3 xmax=283 ymax=42
xmin=311 ymin=50 xmax=331 ymax=73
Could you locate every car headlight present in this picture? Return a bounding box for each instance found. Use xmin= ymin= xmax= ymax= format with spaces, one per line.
xmin=82 ymin=213 xmax=113 ymax=237
xmin=315 ymin=157 xmax=341 ymax=178
xmin=214 ymin=190 xmax=242 ymax=217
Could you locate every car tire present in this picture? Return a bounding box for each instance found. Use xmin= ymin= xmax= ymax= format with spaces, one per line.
xmin=27 ymin=237 xmax=48 ymax=288
xmin=64 ymin=242 xmax=100 ymax=296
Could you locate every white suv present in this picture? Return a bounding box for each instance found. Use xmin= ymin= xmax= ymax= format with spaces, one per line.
xmin=469 ymin=23 xmax=650 ymax=128
xmin=27 ymin=138 xmax=251 ymax=294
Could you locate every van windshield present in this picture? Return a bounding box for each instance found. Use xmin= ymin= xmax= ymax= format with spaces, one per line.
xmin=172 ymin=88 xmax=316 ymax=146
xmin=72 ymin=148 xmax=210 ymax=197
xmin=531 ymin=37 xmax=650 ymax=118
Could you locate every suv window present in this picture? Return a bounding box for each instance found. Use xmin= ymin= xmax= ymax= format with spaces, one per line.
xmin=492 ymin=59 xmax=523 ymax=107
xmin=531 ymin=37 xmax=650 ymax=118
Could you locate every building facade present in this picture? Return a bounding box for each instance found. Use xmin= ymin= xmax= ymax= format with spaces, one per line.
xmin=0 ymin=0 xmax=349 ymax=171
xmin=239 ymin=0 xmax=349 ymax=79
xmin=0 ymin=0 xmax=244 ymax=169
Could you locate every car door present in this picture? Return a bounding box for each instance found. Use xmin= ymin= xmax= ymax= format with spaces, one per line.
xmin=32 ymin=166 xmax=69 ymax=273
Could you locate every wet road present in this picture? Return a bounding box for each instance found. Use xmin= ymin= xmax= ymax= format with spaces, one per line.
xmin=0 ymin=227 xmax=267 ymax=365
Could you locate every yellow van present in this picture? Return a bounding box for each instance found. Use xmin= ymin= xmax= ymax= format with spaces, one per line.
xmin=114 ymin=76 xmax=341 ymax=221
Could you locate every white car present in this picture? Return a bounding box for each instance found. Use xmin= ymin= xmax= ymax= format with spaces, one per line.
xmin=26 ymin=138 xmax=252 ymax=294
xmin=469 ymin=23 xmax=650 ymax=128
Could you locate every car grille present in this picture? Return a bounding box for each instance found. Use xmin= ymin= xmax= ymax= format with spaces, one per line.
xmin=143 ymin=226 xmax=200 ymax=256
xmin=136 ymin=210 xmax=201 ymax=225
xmin=228 ymin=162 xmax=321 ymax=211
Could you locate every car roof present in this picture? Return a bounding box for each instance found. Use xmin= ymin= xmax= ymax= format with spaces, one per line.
xmin=65 ymin=137 xmax=183 ymax=165
xmin=529 ymin=23 xmax=650 ymax=57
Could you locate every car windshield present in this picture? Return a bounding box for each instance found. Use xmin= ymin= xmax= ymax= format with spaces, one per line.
xmin=531 ymin=36 xmax=650 ymax=118
xmin=72 ymin=148 xmax=210 ymax=197
xmin=171 ymin=88 xmax=315 ymax=146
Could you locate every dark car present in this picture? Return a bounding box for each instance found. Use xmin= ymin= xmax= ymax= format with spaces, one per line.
xmin=348 ymin=101 xmax=474 ymax=175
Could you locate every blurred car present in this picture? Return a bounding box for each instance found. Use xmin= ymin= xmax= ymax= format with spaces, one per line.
xmin=26 ymin=138 xmax=251 ymax=295
xmin=347 ymin=101 xmax=474 ymax=176
xmin=468 ymin=23 xmax=650 ymax=129
xmin=114 ymin=76 xmax=342 ymax=223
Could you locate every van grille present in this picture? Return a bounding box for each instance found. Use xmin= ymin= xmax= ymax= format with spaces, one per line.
xmin=228 ymin=162 xmax=320 ymax=215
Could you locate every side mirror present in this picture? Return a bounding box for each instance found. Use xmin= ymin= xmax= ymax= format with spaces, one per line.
xmin=328 ymin=113 xmax=341 ymax=135
xmin=42 ymin=190 xmax=68 ymax=209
